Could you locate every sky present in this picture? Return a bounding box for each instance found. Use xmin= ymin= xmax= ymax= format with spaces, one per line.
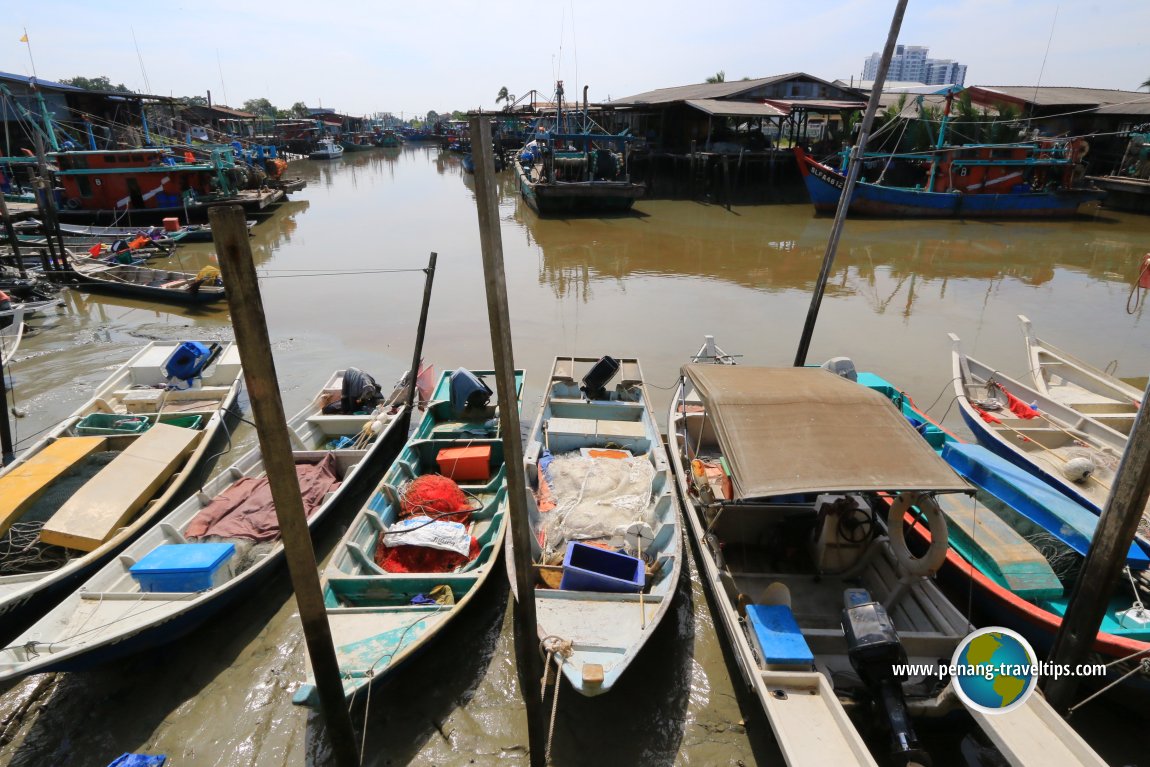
xmin=5 ymin=1 xmax=1147 ymax=117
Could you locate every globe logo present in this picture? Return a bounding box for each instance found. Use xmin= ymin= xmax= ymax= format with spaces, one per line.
xmin=950 ymin=627 xmax=1038 ymax=714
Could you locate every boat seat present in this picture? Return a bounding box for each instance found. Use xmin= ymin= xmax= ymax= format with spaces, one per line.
xmin=553 ymin=358 xmax=576 ymax=382
xmin=618 ymin=361 xmax=642 ymax=387
xmin=39 ymin=424 xmax=202 ymax=552
xmin=745 ymin=603 xmax=815 ymax=668
xmin=547 ymin=417 xmax=645 ymax=440
xmin=0 ymin=437 xmax=108 ymax=539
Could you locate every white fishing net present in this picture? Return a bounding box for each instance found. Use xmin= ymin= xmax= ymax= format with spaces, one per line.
xmin=538 ymin=453 xmax=655 ymax=559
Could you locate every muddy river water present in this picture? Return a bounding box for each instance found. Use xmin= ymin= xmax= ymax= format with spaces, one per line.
xmin=2 ymin=145 xmax=1149 ymax=766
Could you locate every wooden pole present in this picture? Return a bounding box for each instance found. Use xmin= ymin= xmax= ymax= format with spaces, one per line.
xmin=1044 ymin=382 xmax=1150 ymax=711
xmin=793 ymin=0 xmax=909 ymax=367
xmin=208 ymin=205 xmax=360 ymax=767
xmin=0 ymin=194 xmax=28 ymax=278
xmin=404 ymin=251 xmax=437 ymax=421
xmin=469 ymin=114 xmax=548 ymax=767
xmin=31 ymin=132 xmax=64 ymax=273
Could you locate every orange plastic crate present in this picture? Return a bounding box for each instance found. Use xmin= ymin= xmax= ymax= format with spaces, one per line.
xmin=436 ymin=445 xmax=491 ymax=482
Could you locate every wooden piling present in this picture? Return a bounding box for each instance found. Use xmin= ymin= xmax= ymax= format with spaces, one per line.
xmin=208 ymin=205 xmax=360 ymax=767
xmin=0 ymin=360 xmax=14 ymax=465
xmin=404 ymin=252 xmax=437 ymax=420
xmin=469 ymin=114 xmax=548 ymax=767
xmin=1044 ymin=385 xmax=1150 ymax=711
xmin=0 ymin=195 xmax=28 ymax=278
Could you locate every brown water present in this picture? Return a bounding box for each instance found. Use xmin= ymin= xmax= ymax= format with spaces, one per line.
xmin=2 ymin=145 xmax=1150 ymax=766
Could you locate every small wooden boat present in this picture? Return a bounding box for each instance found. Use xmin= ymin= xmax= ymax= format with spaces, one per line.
xmin=856 ymin=370 xmax=1150 ymax=689
xmin=339 ymin=137 xmax=374 ymax=153
xmin=1020 ymin=314 xmax=1142 ymax=436
xmin=0 ymin=307 xmax=25 ymax=367
xmin=668 ymin=348 xmax=1104 ymax=766
xmin=0 ymin=341 xmax=243 ymax=639
xmin=309 ymin=139 xmax=344 ymax=160
xmin=0 ymin=368 xmax=410 ymax=679
xmin=507 ymin=356 xmax=682 ymax=696
xmin=950 ymin=333 xmax=1140 ymax=526
xmin=293 ymin=367 xmax=522 ymax=705
xmin=65 ymin=257 xmax=226 ymax=305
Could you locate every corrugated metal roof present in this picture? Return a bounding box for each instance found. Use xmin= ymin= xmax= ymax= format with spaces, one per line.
xmin=1096 ymin=97 xmax=1150 ymax=116
xmin=969 ymin=85 xmax=1146 ymax=107
xmin=0 ymin=71 xmax=83 ymax=92
xmin=685 ymin=99 xmax=787 ymax=118
xmin=611 ymin=73 xmax=806 ymax=106
xmin=764 ymin=98 xmax=867 ymax=112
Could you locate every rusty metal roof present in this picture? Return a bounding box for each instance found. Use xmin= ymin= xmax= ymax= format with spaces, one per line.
xmin=612 ymin=73 xmax=808 ymax=106
xmin=685 ymin=99 xmax=788 ymax=118
xmin=764 ymin=98 xmax=867 ymax=112
xmin=969 ymin=86 xmax=1147 ymax=108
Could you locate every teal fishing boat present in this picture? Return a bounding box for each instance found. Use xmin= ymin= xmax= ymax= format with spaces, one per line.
xmin=293 ymin=367 xmax=523 ymax=705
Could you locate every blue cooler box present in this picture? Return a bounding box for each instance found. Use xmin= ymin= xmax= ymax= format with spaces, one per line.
xmin=129 ymin=542 xmax=236 ymax=593
xmin=559 ymin=541 xmax=645 ymax=593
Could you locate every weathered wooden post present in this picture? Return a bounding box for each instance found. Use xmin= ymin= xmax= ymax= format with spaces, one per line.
xmin=0 ymin=360 xmax=14 ymax=464
xmin=793 ymin=0 xmax=909 ymax=366
xmin=208 ymin=205 xmax=361 ymax=767
xmin=469 ymin=113 xmax=548 ymax=767
xmin=403 ymin=251 xmax=437 ymax=424
xmin=1044 ymin=381 xmax=1150 ymax=711
xmin=0 ymin=195 xmax=28 ymax=278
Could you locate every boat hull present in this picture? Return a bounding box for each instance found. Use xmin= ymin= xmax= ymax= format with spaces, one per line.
xmin=515 ymin=160 xmax=643 ymax=216
xmin=796 ymin=148 xmax=1103 ymax=218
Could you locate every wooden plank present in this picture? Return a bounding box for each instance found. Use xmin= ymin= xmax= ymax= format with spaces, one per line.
xmin=0 ymin=437 xmax=108 ymax=538
xmin=39 ymin=424 xmax=200 ymax=551
xmin=935 ymin=493 xmax=1062 ymax=599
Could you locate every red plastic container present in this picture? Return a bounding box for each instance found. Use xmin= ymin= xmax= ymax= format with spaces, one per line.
xmin=436 ymin=445 xmax=491 ymax=482
xmin=162 ymin=217 xmax=181 ymax=232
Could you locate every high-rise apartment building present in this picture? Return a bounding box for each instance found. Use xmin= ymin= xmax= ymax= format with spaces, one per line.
xmin=862 ymin=45 xmax=966 ymax=86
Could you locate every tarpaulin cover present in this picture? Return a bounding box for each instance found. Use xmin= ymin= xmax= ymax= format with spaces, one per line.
xmin=106 ymin=755 xmax=167 ymax=767
xmin=682 ymin=365 xmax=969 ymax=500
xmin=186 ymin=453 xmax=340 ymax=541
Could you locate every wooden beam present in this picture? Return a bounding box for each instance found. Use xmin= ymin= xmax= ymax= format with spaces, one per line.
xmin=208 ymin=205 xmax=360 ymax=767
xmin=469 ymin=114 xmax=548 ymax=767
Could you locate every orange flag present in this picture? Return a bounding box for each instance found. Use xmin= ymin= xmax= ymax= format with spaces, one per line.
xmin=19 ymin=33 xmax=28 ymax=43
xmin=88 ymin=243 xmax=103 ymax=257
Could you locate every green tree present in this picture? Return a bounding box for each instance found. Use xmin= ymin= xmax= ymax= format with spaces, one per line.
xmin=705 ymin=70 xmax=726 ymax=84
xmin=242 ymin=97 xmax=276 ymax=116
xmin=290 ymin=101 xmax=310 ymax=117
xmin=426 ymin=110 xmax=440 ymax=125
xmin=60 ymin=75 xmax=132 ymax=92
xmin=180 ymin=95 xmax=209 ymax=106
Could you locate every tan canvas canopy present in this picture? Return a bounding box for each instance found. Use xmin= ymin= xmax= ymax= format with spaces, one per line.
xmin=682 ymin=365 xmax=971 ymax=499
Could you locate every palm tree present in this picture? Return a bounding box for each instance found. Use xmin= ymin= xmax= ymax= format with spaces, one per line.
xmin=1142 ymin=77 xmax=1150 ymax=91
xmin=496 ymin=86 xmax=510 ymax=109
xmin=705 ymin=70 xmax=726 ymax=84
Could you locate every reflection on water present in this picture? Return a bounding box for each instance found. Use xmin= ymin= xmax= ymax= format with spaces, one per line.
xmin=2 ymin=143 xmax=1150 ymax=766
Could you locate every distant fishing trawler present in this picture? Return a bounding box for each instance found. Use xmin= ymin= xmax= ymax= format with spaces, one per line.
xmin=795 ymin=90 xmax=1104 ymax=218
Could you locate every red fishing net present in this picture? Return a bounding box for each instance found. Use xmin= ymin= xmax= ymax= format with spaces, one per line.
xmin=400 ymin=474 xmax=471 ymax=523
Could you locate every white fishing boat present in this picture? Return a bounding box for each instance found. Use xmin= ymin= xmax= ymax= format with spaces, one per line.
xmin=309 ymin=138 xmax=344 ymax=160
xmin=0 ymin=307 xmax=25 ymax=367
xmin=0 ymin=368 xmax=410 ymax=679
xmin=1019 ymin=314 xmax=1143 ymax=436
xmin=293 ymin=367 xmax=521 ymax=706
xmin=0 ymin=340 xmax=243 ymax=638
xmin=950 ymin=332 xmax=1138 ymax=525
xmin=507 ymin=356 xmax=682 ymax=696
xmin=668 ymin=349 xmax=1104 ymax=766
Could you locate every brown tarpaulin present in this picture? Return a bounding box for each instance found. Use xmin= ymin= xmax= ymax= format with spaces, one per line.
xmin=682 ymin=365 xmax=970 ymax=500
xmin=186 ymin=453 xmax=341 ymax=542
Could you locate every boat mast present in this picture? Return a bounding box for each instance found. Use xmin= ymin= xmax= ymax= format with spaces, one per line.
xmin=33 ymin=84 xmax=60 ymax=152
xmin=925 ymin=89 xmax=955 ymax=192
xmin=793 ymin=0 xmax=909 ymax=367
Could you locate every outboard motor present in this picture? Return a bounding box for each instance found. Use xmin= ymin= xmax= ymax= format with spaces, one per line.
xmin=162 ymin=341 xmax=221 ymax=390
xmin=449 ymin=368 xmax=493 ymax=416
xmin=323 ymin=367 xmax=383 ymax=415
xmin=842 ymin=588 xmax=930 ymax=767
xmin=580 ymin=356 xmax=620 ymax=400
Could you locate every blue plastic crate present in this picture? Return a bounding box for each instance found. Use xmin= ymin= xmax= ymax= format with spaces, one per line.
xmin=559 ymin=541 xmax=644 ymax=593
xmin=129 ymin=542 xmax=236 ymax=593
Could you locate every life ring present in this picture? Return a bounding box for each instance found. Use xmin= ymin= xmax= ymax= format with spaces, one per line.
xmin=887 ymin=492 xmax=948 ymax=577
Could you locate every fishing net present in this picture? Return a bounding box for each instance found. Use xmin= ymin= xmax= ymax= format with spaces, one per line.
xmin=537 ymin=453 xmax=655 ymax=559
xmin=0 ymin=520 xmax=74 ymax=575
xmin=1025 ymin=530 xmax=1081 ymax=582
xmin=399 ymin=474 xmax=471 ymax=523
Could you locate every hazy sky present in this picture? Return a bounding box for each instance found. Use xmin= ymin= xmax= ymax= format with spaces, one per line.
xmin=6 ymin=1 xmax=1147 ymax=117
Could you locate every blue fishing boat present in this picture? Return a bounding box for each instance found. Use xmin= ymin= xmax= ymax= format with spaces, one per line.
xmin=294 ymin=367 xmax=523 ymax=705
xmin=795 ymin=91 xmax=1103 ymax=218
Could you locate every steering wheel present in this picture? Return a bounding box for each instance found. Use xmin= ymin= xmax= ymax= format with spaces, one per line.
xmin=836 ymin=506 xmax=874 ymax=544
